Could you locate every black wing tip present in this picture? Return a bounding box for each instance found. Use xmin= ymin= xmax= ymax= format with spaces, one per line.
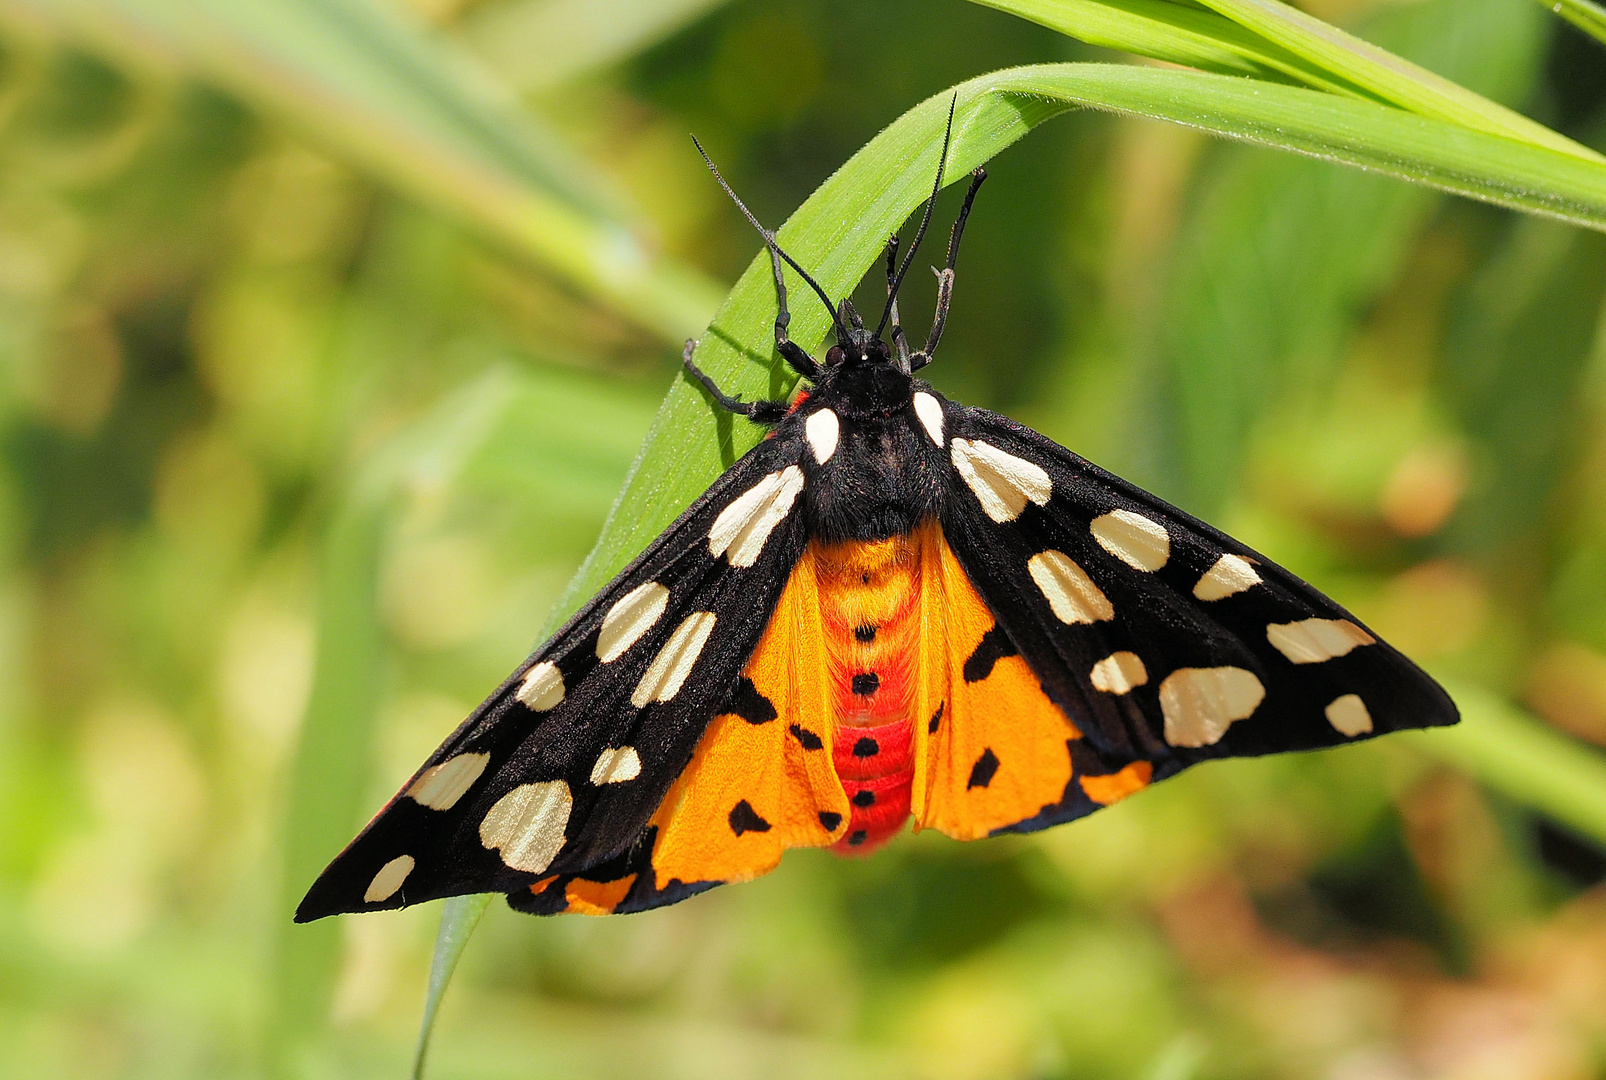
xmin=294 ymin=879 xmax=349 ymax=923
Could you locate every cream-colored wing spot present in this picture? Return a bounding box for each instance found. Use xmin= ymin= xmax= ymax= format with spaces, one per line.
xmin=590 ymin=745 xmax=642 ymax=784
xmin=1090 ymin=510 xmax=1170 ymax=571
xmin=1158 ymin=666 xmax=1265 ymax=747
xmin=597 ymin=581 xmax=670 ymax=663
xmin=1267 ymin=618 xmax=1375 ymax=664
xmin=480 ymin=781 xmax=573 ymax=873
xmin=1027 ymin=550 xmax=1113 ymax=624
xmin=632 ymin=612 xmax=717 ymax=707
xmin=1325 ymin=694 xmax=1373 ymax=736
xmin=364 ymin=855 xmax=415 ymax=903
xmin=407 ymin=752 xmax=491 ymax=810
xmin=1090 ymin=652 xmax=1148 ymax=695
xmin=516 ymin=661 xmax=564 ymax=711
xmin=1194 ymin=553 xmax=1260 ymax=601
xmin=950 ymin=438 xmax=1051 ymax=523
xmin=709 ymin=467 xmax=806 ymax=568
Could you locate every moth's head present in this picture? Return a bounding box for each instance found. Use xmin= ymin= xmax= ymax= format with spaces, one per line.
xmin=823 ymin=298 xmax=894 ymax=369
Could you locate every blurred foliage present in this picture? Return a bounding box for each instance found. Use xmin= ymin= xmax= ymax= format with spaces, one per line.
xmin=0 ymin=0 xmax=1604 ymax=1079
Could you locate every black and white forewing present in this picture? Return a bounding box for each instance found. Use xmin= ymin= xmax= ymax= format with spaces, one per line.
xmin=936 ymin=402 xmax=1457 ymax=777
xmin=297 ymin=430 xmax=812 ymax=921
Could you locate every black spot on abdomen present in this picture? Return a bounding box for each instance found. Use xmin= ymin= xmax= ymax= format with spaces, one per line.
xmin=963 ymin=625 xmax=1018 ymax=683
xmin=853 ymin=737 xmax=879 ymax=758
xmin=728 ymin=677 xmax=777 ymax=724
xmin=967 ymin=748 xmax=1000 ymax=790
xmin=729 ymin=800 xmax=772 ymax=836
xmin=852 ymin=789 xmax=876 ymax=807
xmin=852 ymin=672 xmax=880 ymax=695
xmin=855 ymin=624 xmax=877 ymax=643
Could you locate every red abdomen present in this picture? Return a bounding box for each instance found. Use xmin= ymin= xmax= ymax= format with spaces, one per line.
xmin=814 ymin=535 xmax=921 ymax=854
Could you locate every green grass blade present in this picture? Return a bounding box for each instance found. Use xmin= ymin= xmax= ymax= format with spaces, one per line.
xmin=971 ymin=0 xmax=1600 ymax=162
xmin=7 ymin=0 xmax=724 ymax=340
xmin=1191 ymin=0 xmax=1603 ymax=161
xmin=413 ymin=894 xmax=491 ymax=1080
xmin=965 ymin=0 xmax=1381 ymax=98
xmin=1541 ymin=0 xmax=1606 ymax=45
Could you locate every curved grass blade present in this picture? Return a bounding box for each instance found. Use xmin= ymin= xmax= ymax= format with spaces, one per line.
xmin=965 ymin=0 xmax=1384 ymax=99
xmin=970 ymin=0 xmax=1600 ymax=162
xmin=4 ymin=0 xmax=724 ymax=341
xmin=1541 ymin=0 xmax=1606 ymax=46
xmin=1191 ymin=0 xmax=1602 ymax=161
xmin=413 ymin=894 xmax=491 ymax=1080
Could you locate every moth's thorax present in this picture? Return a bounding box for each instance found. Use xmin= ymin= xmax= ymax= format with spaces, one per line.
xmin=814 ymin=533 xmax=921 ymax=853
xmin=796 ymin=377 xmax=947 ymax=543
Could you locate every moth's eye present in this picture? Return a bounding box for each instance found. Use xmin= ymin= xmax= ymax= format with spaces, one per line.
xmin=825 ymin=346 xmax=845 ymax=366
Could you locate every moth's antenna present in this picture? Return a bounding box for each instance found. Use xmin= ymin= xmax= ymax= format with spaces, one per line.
xmin=875 ymin=94 xmax=957 ymax=340
xmin=691 ymin=135 xmax=851 ymax=344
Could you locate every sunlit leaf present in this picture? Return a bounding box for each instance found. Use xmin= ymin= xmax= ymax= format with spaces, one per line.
xmin=1191 ymin=0 xmax=1601 ymax=160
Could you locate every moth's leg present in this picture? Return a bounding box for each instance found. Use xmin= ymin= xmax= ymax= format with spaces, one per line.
xmin=763 ymin=243 xmax=822 ymax=380
xmin=681 ymin=339 xmax=788 ymax=423
xmin=910 ymin=167 xmax=987 ymax=373
xmin=884 ymin=235 xmax=911 ymax=369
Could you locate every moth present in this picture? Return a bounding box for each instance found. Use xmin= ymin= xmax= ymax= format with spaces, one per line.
xmin=297 ymin=108 xmax=1457 ymax=922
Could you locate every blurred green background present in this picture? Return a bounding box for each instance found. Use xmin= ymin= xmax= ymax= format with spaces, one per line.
xmin=2 ymin=0 xmax=1606 ymax=1077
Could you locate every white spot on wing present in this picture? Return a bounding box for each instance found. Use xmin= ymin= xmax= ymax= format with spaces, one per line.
xmin=1091 ymin=510 xmax=1170 ymax=571
xmin=516 ymin=661 xmax=564 ymax=711
xmin=1027 ymin=550 xmax=1113 ymax=624
xmin=951 ymin=438 xmax=1051 ymax=523
xmin=590 ymin=745 xmax=642 ymax=784
xmin=805 ymin=408 xmax=839 ymax=464
xmin=1158 ymin=666 xmax=1265 ymax=747
xmin=1194 ymin=553 xmax=1260 ymax=601
xmin=407 ymin=752 xmax=490 ymax=810
xmin=1090 ymin=652 xmax=1148 ymax=695
xmin=597 ymin=581 xmax=670 ymax=663
xmin=632 ymin=611 xmax=717 ymax=708
xmin=479 ymin=780 xmax=572 ymax=873
xmin=913 ymin=391 xmax=945 ymax=446
xmin=1266 ymin=618 xmax=1375 ymax=664
xmin=1326 ymin=694 xmax=1373 ymax=736
xmin=708 ymin=466 xmax=805 ymax=568
xmin=364 ymin=854 xmax=414 ymax=903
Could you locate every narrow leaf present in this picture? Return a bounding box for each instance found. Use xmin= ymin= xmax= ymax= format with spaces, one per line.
xmin=1192 ymin=0 xmax=1603 ymax=161
xmin=966 ymin=0 xmax=1382 ymax=98
xmin=414 ymin=894 xmax=492 ymax=1080
xmin=1541 ymin=0 xmax=1606 ymax=46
